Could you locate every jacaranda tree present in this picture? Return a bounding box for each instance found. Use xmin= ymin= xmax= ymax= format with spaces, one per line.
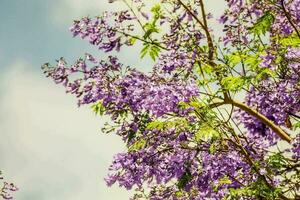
xmin=42 ymin=0 xmax=299 ymax=199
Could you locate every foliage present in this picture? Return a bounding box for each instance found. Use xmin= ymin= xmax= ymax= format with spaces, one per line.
xmin=43 ymin=0 xmax=300 ymax=199
xmin=248 ymin=11 xmax=275 ymax=35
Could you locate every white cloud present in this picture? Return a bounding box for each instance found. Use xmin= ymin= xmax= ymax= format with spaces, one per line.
xmin=0 ymin=60 xmax=132 ymax=199
xmin=50 ymin=0 xmax=126 ymax=25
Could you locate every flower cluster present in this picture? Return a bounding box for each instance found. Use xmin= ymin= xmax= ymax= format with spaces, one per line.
xmin=0 ymin=172 xmax=17 ymax=200
xmin=236 ymin=47 xmax=300 ymax=147
xmin=105 ymin=125 xmax=258 ymax=199
xmin=43 ymin=54 xmax=199 ymax=118
xmin=70 ymin=10 xmax=136 ymax=52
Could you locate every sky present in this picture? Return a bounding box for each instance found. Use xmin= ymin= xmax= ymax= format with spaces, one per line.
xmin=0 ymin=1 xmax=225 ymax=199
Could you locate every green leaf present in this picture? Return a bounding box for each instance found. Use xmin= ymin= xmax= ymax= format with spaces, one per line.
xmin=202 ymin=63 xmax=214 ymax=74
xmin=177 ymin=170 xmax=192 ymax=190
xmin=127 ymin=130 xmax=136 ymax=143
xmin=150 ymin=4 xmax=162 ymax=25
xmin=128 ymin=139 xmax=146 ymax=152
xmin=279 ymin=34 xmax=300 ymax=47
xmin=178 ymin=101 xmax=189 ymax=109
xmin=128 ymin=37 xmax=137 ymax=45
xmin=226 ymin=177 xmax=282 ymax=200
xmin=146 ymin=120 xmax=164 ymax=130
xmin=149 ymin=51 xmax=155 ymax=60
xmin=151 ymin=4 xmax=161 ymax=14
xmin=195 ymin=124 xmax=219 ymax=142
xmin=255 ymin=68 xmax=275 ymax=82
xmin=293 ymin=121 xmax=300 ymax=130
xmin=175 ymin=191 xmax=183 ymax=197
xmin=91 ymin=101 xmax=105 ymax=116
xmin=149 ymin=45 xmax=161 ymax=60
xmin=249 ymin=11 xmax=274 ymax=35
xmin=140 ymin=43 xmax=161 ymax=60
xmin=244 ymin=54 xmax=261 ymax=70
xmin=227 ymin=53 xmax=242 ymax=66
xmin=267 ymin=153 xmax=286 ymax=169
xmin=227 ymin=187 xmax=255 ymax=199
xmin=140 ymin=43 xmax=150 ymax=58
xmin=146 ymin=117 xmax=190 ymax=132
xmin=189 ymin=100 xmax=202 ymax=109
xmin=209 ymin=144 xmax=217 ymax=154
xmin=221 ymin=76 xmax=247 ymax=92
xmin=219 ymin=176 xmax=232 ymax=185
xmin=143 ymin=23 xmax=159 ymax=39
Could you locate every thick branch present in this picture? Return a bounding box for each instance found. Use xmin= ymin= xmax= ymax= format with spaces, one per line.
xmin=229 ymin=99 xmax=292 ymax=143
xmin=207 ymin=99 xmax=292 ymax=143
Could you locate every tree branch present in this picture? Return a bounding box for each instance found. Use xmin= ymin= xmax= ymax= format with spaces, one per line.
xmin=279 ymin=0 xmax=300 ymax=39
xmin=115 ymin=30 xmax=169 ymax=50
xmin=177 ymin=0 xmax=214 ymax=64
xmin=206 ymin=99 xmax=292 ymax=143
xmin=229 ymin=99 xmax=292 ymax=143
xmin=198 ymin=0 xmax=214 ymax=63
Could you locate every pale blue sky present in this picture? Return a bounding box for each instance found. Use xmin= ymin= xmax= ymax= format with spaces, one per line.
xmin=0 ymin=1 xmax=225 ymax=199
